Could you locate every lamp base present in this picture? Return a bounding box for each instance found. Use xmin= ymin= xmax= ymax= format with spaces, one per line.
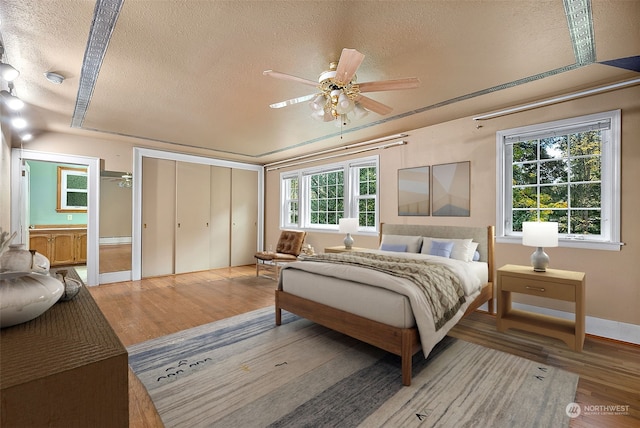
xmin=343 ymin=233 xmax=354 ymax=250
xmin=530 ymin=247 xmax=549 ymax=272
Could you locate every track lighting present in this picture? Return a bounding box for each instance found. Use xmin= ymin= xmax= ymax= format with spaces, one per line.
xmin=11 ymin=117 xmax=27 ymax=129
xmin=0 ymin=89 xmax=24 ymax=110
xmin=0 ymin=43 xmax=20 ymax=81
xmin=0 ymin=62 xmax=19 ymax=81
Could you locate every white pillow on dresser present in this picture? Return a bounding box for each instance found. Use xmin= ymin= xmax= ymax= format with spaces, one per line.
xmin=421 ymin=237 xmax=478 ymax=262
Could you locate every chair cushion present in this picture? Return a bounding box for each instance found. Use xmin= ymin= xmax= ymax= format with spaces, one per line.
xmin=276 ymin=230 xmax=306 ymax=256
xmin=255 ymin=252 xmax=299 ymax=262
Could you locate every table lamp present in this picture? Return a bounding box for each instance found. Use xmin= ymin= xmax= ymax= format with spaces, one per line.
xmin=339 ymin=218 xmax=359 ymax=249
xmin=522 ymin=221 xmax=558 ymax=272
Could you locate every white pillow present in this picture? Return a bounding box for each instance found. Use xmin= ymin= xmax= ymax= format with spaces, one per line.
xmin=421 ymin=237 xmax=477 ymax=262
xmin=379 ymin=234 xmax=422 ymax=253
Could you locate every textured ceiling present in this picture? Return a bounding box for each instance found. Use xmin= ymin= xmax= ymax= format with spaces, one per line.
xmin=0 ymin=1 xmax=638 ymax=164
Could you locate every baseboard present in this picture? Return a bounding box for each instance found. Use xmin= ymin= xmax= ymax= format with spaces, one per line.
xmin=99 ymin=270 xmax=131 ymax=284
xmin=99 ymin=237 xmax=132 ymax=245
xmin=511 ymin=302 xmax=640 ymax=346
xmin=476 ymin=301 xmax=638 ymax=345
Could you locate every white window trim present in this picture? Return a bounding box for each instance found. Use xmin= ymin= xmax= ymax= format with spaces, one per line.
xmin=280 ymin=155 xmax=379 ymax=235
xmin=496 ymin=110 xmax=622 ymax=251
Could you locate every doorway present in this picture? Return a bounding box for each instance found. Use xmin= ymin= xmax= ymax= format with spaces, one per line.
xmin=10 ymin=149 xmax=100 ymax=285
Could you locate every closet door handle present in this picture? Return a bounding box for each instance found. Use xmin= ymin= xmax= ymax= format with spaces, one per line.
xmin=177 ymin=223 xmax=181 ymax=228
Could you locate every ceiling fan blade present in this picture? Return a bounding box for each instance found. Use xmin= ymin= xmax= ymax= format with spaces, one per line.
xmin=359 ymin=78 xmax=420 ymax=93
xmin=355 ymin=95 xmax=393 ymax=115
xmin=334 ymin=48 xmax=365 ymax=85
xmin=269 ymin=93 xmax=317 ymax=109
xmin=263 ymin=70 xmax=318 ymax=87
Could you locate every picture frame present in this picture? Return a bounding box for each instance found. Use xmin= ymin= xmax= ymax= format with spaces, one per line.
xmin=398 ymin=166 xmax=430 ymax=216
xmin=432 ymin=161 xmax=470 ymax=216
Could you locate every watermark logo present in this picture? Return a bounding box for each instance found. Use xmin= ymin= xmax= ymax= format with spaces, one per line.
xmin=566 ymin=402 xmax=631 ymax=418
xmin=566 ymin=403 xmax=581 ymax=418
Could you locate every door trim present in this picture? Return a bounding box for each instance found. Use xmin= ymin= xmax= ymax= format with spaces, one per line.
xmin=10 ymin=149 xmax=100 ymax=286
xmin=132 ymin=147 xmax=264 ymax=280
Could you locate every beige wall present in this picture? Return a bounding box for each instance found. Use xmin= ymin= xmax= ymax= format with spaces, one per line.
xmin=7 ymin=85 xmax=639 ymax=328
xmin=264 ymin=85 xmax=640 ymax=327
xmin=99 ymin=177 xmax=132 ymax=238
xmin=1 ymin=120 xmax=11 ymax=233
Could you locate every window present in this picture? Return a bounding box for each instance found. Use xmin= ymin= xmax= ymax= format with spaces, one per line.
xmin=496 ymin=110 xmax=621 ymax=250
xmin=57 ymin=166 xmax=88 ymax=212
xmin=281 ymin=156 xmax=378 ymax=232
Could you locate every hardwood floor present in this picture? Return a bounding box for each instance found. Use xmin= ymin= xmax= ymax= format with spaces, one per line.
xmin=89 ymin=267 xmax=639 ymax=428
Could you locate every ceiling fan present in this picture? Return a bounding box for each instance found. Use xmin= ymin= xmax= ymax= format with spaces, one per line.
xmin=264 ymin=48 xmax=420 ymax=125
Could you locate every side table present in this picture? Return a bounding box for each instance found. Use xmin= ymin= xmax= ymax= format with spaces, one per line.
xmin=497 ymin=264 xmax=586 ymax=351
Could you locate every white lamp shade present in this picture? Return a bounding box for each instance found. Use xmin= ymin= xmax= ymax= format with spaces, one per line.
xmin=339 ymin=218 xmax=358 ymax=233
xmin=522 ymin=221 xmax=558 ymax=247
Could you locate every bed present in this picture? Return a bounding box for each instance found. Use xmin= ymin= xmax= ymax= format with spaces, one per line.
xmin=275 ymin=223 xmax=495 ymax=386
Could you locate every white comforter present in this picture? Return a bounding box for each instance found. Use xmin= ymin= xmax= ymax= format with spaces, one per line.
xmin=280 ymin=250 xmax=485 ymax=357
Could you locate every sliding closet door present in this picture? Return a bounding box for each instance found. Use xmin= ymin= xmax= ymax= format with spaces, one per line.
xmin=175 ymin=162 xmax=211 ymax=274
xmin=210 ymin=166 xmax=231 ymax=268
xmin=141 ymin=157 xmax=175 ymax=277
xmin=230 ymin=168 xmax=258 ymax=266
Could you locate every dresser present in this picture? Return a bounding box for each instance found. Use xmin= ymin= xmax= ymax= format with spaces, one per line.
xmin=0 ymin=283 xmax=128 ymax=427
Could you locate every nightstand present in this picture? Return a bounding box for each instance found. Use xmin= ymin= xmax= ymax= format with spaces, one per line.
xmin=497 ymin=264 xmax=586 ymax=351
xmin=323 ymin=246 xmax=368 ymax=253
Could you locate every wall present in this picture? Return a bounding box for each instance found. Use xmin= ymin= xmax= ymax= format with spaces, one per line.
xmin=0 ymin=120 xmax=10 ymax=233
xmin=264 ymin=85 xmax=640 ymax=331
xmin=27 ymin=160 xmax=88 ymax=226
xmin=99 ymin=176 xmax=132 ymax=239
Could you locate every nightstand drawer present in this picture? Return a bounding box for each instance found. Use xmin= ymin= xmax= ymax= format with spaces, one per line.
xmin=500 ymin=275 xmax=575 ymax=301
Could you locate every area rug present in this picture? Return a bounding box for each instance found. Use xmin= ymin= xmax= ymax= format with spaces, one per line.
xmin=128 ymin=307 xmax=578 ymax=428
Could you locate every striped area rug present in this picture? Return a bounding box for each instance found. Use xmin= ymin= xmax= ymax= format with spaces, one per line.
xmin=128 ymin=307 xmax=578 ymax=427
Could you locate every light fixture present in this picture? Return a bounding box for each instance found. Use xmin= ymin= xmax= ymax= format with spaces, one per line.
xmin=0 ymin=89 xmax=24 ymax=110
xmin=11 ymin=117 xmax=27 ymax=130
xmin=339 ymin=218 xmax=359 ymax=249
xmin=118 ymin=173 xmax=133 ymax=188
xmin=20 ymin=132 xmax=33 ymax=142
xmin=0 ymin=62 xmax=19 ymax=81
xmin=44 ymin=71 xmax=65 ymax=84
xmin=0 ymin=43 xmax=20 ymax=81
xmin=522 ymin=221 xmax=559 ymax=272
xmin=309 ymin=61 xmax=364 ymax=125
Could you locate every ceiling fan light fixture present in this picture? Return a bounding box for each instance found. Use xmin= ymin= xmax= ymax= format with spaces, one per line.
xmin=336 ymin=91 xmax=355 ymax=114
xmin=353 ymin=103 xmax=369 ymax=120
xmin=310 ymin=94 xmax=327 ymax=111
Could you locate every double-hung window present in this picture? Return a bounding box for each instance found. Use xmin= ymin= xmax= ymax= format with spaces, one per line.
xmin=496 ymin=110 xmax=621 ymax=250
xmin=280 ymin=155 xmax=378 ymax=232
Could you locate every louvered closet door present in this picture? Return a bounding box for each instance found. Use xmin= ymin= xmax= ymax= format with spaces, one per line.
xmin=230 ymin=168 xmax=258 ymax=266
xmin=175 ymin=162 xmax=211 ymax=274
xmin=209 ymin=166 xmax=231 ymax=269
xmin=141 ymin=157 xmax=175 ymax=277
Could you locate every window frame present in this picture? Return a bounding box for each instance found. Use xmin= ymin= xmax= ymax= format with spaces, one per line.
xmin=496 ymin=110 xmax=621 ymax=250
xmin=57 ymin=166 xmax=88 ymax=213
xmin=280 ymin=155 xmax=379 ymax=234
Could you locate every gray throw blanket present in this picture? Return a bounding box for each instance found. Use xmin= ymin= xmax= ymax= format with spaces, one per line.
xmin=299 ymin=252 xmax=466 ymax=330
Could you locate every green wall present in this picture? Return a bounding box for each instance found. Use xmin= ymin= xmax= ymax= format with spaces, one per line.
xmin=27 ymin=160 xmax=88 ymax=226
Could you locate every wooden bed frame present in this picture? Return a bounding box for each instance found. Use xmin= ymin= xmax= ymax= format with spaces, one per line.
xmin=275 ymin=224 xmax=495 ymax=386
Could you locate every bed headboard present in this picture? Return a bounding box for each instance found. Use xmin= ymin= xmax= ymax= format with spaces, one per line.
xmin=380 ymin=223 xmax=495 ymax=281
